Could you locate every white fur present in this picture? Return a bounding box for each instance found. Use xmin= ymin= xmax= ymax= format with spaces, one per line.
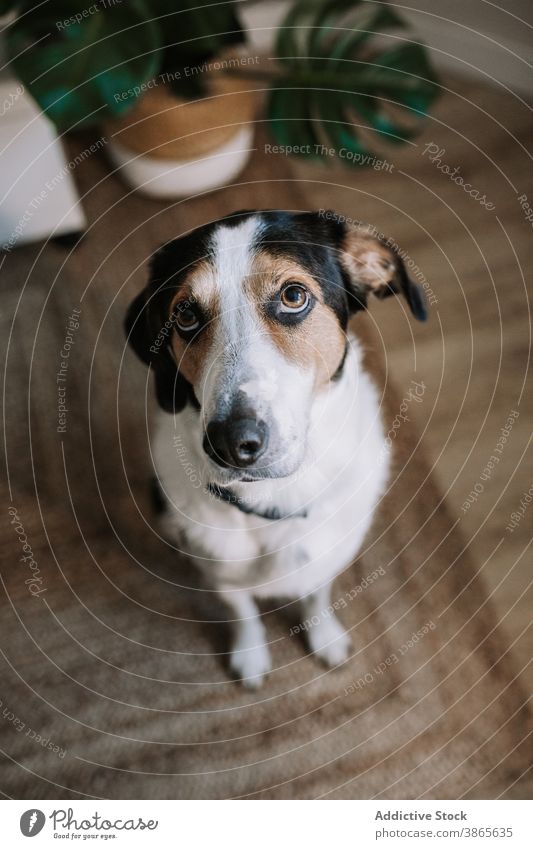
xmin=153 ymin=335 xmax=389 ymax=688
xmin=192 ymin=218 xmax=316 ymax=478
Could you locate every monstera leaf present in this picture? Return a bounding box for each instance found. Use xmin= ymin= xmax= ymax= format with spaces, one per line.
xmin=152 ymin=0 xmax=243 ymax=63
xmin=152 ymin=0 xmax=244 ymax=98
xmin=7 ymin=0 xmax=161 ymax=129
xmin=5 ymin=0 xmax=244 ymax=127
xmin=268 ymin=0 xmax=440 ymax=159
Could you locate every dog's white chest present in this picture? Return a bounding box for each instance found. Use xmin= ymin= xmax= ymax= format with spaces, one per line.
xmin=154 ymin=342 xmax=389 ymax=601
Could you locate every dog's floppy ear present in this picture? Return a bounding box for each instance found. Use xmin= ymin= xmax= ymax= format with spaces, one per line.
xmin=330 ymin=217 xmax=427 ymax=321
xmin=124 ymin=288 xmax=152 ymax=366
xmin=124 ymin=285 xmax=191 ymax=414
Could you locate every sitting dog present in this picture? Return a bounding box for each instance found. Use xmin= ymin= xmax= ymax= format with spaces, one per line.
xmin=125 ymin=210 xmax=426 ymax=687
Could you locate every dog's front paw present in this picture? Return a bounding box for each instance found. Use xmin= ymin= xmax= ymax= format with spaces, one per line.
xmin=230 ymin=642 xmax=272 ymax=689
xmin=307 ymin=615 xmax=352 ymax=668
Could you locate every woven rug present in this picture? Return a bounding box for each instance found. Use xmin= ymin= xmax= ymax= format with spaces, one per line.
xmin=0 ymin=134 xmax=530 ymax=799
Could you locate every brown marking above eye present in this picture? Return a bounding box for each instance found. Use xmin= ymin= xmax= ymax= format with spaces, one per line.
xmin=168 ymin=259 xmax=215 ymax=316
xmin=245 ymin=251 xmax=325 ymax=305
xmin=247 ymin=251 xmax=346 ymax=387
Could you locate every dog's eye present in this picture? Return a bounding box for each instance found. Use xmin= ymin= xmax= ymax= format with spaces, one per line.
xmin=173 ymin=305 xmax=200 ymax=332
xmin=280 ymin=284 xmax=309 ymax=313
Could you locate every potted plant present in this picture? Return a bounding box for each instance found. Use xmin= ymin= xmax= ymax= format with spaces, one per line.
xmin=2 ymin=0 xmax=439 ymax=198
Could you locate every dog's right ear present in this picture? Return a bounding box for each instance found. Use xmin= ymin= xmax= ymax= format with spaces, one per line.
xmin=124 ymin=288 xmax=152 ymax=366
xmin=124 ymin=286 xmax=191 ymax=414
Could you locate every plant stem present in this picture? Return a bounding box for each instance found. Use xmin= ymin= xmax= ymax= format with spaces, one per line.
xmin=223 ymin=64 xmax=431 ymax=95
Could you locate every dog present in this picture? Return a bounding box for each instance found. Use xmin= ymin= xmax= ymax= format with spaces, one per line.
xmin=125 ymin=210 xmax=426 ymax=688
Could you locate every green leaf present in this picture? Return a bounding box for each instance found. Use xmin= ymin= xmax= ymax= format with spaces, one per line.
xmin=329 ymin=4 xmax=406 ymax=58
xmin=7 ymin=1 xmax=162 ymax=129
xmin=268 ymin=86 xmax=321 ymax=154
xmin=154 ymin=1 xmax=244 ymax=98
xmin=275 ymin=0 xmax=312 ymax=59
xmin=348 ymin=93 xmax=417 ymax=142
xmin=152 ymin=0 xmax=243 ymax=61
xmin=269 ymin=0 xmax=440 ymax=163
xmin=316 ymin=93 xmax=371 ymax=157
xmin=308 ymin=0 xmax=351 ymax=57
xmin=0 ymin=0 xmax=18 ymax=13
xmin=370 ymin=42 xmax=439 ymax=113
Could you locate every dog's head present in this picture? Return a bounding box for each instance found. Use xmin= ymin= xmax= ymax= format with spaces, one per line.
xmin=125 ymin=210 xmax=426 ymax=484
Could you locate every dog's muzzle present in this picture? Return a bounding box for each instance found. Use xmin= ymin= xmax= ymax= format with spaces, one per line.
xmin=203 ymin=416 xmax=268 ymax=469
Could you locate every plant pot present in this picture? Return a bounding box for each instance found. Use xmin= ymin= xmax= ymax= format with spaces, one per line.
xmin=103 ymin=63 xmax=259 ymax=199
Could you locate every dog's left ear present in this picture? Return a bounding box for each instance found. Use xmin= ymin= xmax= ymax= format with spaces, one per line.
xmin=124 ymin=287 xmax=191 ymax=414
xmin=333 ymin=220 xmax=427 ymax=321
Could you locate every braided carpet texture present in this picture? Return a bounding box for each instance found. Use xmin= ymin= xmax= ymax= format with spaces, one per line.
xmin=1 ymin=131 xmax=531 ymax=799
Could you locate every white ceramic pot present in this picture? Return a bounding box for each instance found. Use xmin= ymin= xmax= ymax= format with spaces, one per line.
xmin=103 ymin=65 xmax=259 ymax=199
xmin=106 ymin=123 xmax=254 ymax=199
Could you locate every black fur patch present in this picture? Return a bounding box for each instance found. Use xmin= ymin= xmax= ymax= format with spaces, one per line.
xmin=150 ymin=475 xmax=167 ymax=515
xmin=124 ymin=225 xmax=217 ymax=413
xmin=252 ymin=211 xmax=354 ymax=330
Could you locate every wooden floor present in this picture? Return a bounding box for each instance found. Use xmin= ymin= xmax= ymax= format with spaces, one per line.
xmin=293 ymin=76 xmax=533 ymax=682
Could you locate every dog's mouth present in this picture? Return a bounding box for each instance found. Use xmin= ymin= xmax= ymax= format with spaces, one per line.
xmin=204 ymin=450 xmax=300 ymax=489
xmin=207 ymin=468 xmax=286 ymax=486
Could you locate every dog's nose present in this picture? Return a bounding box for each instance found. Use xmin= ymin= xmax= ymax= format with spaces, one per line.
xmin=203 ymin=418 xmax=268 ymax=468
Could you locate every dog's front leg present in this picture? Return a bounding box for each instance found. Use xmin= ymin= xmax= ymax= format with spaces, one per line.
xmin=218 ymin=588 xmax=271 ymax=689
xmin=301 ymin=583 xmax=352 ymax=668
